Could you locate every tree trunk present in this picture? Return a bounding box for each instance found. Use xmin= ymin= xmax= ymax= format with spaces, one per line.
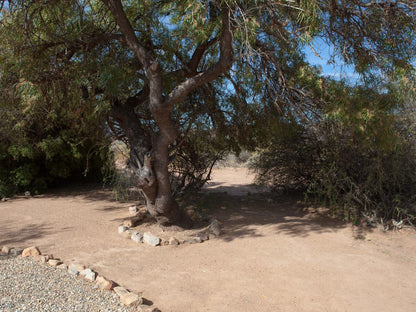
xmin=111 ymin=99 xmax=192 ymax=228
xmin=102 ymin=0 xmax=233 ymax=228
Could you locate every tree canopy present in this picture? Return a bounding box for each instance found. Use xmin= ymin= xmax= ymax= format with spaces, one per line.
xmin=1 ymin=0 xmax=415 ymax=225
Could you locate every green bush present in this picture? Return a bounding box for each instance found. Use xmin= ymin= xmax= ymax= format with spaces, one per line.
xmin=0 ymin=81 xmax=114 ymax=198
xmin=252 ymin=82 xmax=416 ymax=224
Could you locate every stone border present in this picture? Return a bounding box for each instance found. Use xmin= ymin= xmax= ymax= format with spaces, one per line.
xmin=0 ymin=245 xmax=160 ymax=312
xmin=119 ymin=206 xmax=222 ymax=247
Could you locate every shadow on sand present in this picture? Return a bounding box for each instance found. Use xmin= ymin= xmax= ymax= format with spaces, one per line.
xmin=5 ymin=183 xmax=367 ymax=244
xmin=0 ymin=222 xmax=54 ymax=247
xmin=189 ymin=190 xmax=350 ymax=242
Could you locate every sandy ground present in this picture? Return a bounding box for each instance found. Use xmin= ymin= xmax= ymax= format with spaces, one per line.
xmin=1 ymin=167 xmax=416 ymax=312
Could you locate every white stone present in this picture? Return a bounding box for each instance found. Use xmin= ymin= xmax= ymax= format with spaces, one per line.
xmin=209 ymin=220 xmax=221 ymax=237
xmin=131 ymin=231 xmax=143 ymax=243
xmin=68 ymin=265 xmax=79 ymax=276
xmin=143 ymin=232 xmax=160 ymax=246
xmin=114 ymin=286 xmax=130 ymax=297
xmin=68 ymin=263 xmax=84 ymax=276
xmin=118 ymin=225 xmax=129 ymax=234
xmin=80 ymin=268 xmax=96 ymax=282
xmin=129 ymin=205 xmax=138 ymax=215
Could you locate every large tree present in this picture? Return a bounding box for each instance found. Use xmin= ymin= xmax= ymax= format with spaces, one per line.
xmin=1 ymin=0 xmax=415 ymax=226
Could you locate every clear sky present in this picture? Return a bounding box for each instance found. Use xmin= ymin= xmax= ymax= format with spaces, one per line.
xmin=303 ymin=37 xmax=361 ymax=84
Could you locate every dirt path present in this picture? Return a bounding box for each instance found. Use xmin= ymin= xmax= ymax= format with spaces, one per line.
xmin=1 ymin=168 xmax=415 ymax=312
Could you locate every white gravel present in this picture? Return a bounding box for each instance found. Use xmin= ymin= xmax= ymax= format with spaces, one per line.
xmin=0 ymin=254 xmax=135 ymax=312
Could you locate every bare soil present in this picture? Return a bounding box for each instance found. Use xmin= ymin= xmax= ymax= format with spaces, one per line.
xmin=1 ymin=167 xmax=415 ymax=312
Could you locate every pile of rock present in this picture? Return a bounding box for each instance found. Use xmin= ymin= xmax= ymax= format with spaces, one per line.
xmin=119 ymin=205 xmax=222 ymax=247
xmin=1 ymin=245 xmax=159 ymax=312
xmin=118 ymin=227 xmax=164 ymax=247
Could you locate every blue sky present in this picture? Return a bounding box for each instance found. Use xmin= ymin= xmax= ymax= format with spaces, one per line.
xmin=303 ymin=38 xmax=361 ymax=84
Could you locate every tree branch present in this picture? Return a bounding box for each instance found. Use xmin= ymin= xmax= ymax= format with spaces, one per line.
xmin=101 ymin=0 xmax=154 ymax=69
xmin=164 ymin=6 xmax=234 ymax=109
xmin=187 ymin=37 xmax=218 ymax=75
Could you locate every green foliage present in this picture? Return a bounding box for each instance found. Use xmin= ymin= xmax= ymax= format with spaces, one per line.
xmin=0 ymin=110 xmax=114 ymax=197
xmin=252 ymin=75 xmax=416 ymax=223
xmin=0 ymin=68 xmax=113 ymax=199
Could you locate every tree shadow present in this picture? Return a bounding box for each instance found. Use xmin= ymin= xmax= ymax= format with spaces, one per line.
xmin=38 ymin=183 xmax=120 ymax=202
xmin=0 ymin=221 xmax=56 ymax=246
xmin=27 ymin=183 xmax=138 ymax=212
xmin=203 ymin=182 xmax=266 ymax=196
xmin=194 ymin=190 xmax=348 ymax=242
xmin=12 ymin=184 xmax=363 ymax=243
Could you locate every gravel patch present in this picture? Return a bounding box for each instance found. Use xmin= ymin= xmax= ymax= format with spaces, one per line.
xmin=0 ymin=254 xmax=135 ymax=312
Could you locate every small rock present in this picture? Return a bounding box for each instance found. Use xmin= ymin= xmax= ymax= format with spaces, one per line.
xmin=186 ymin=237 xmax=202 ymax=244
xmin=168 ymin=237 xmax=180 ymax=246
xmin=209 ymin=220 xmax=221 ymax=237
xmin=10 ymin=248 xmax=23 ymax=256
xmin=113 ymin=286 xmax=130 ymax=297
xmin=95 ymin=275 xmax=115 ymax=290
xmin=143 ymin=232 xmax=161 ymax=246
xmin=120 ymin=292 xmax=143 ymax=307
xmin=24 ymin=191 xmax=31 ymax=197
xmin=57 ymin=263 xmax=68 ymax=270
xmin=80 ymin=268 xmax=96 ymax=282
xmin=37 ymin=255 xmax=50 ymax=263
xmin=80 ymin=268 xmax=93 ymax=276
xmin=118 ymin=225 xmax=130 ymax=234
xmin=131 ymin=231 xmax=143 ymax=243
xmin=1 ymin=246 xmax=10 ymax=254
xmin=68 ymin=263 xmax=85 ymax=276
xmin=198 ymin=232 xmax=209 ymax=242
xmin=68 ymin=265 xmax=80 ymax=276
xmin=48 ymin=259 xmax=62 ymax=267
xmin=129 ymin=205 xmax=138 ymax=215
xmin=22 ymin=246 xmax=41 ymax=258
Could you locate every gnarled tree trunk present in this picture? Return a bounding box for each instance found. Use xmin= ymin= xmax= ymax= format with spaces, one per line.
xmin=102 ymin=0 xmax=233 ymax=227
xmin=111 ymin=99 xmax=190 ymax=227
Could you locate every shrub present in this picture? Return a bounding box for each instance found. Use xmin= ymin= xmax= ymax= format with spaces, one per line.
xmin=252 ymin=82 xmax=416 ymax=224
